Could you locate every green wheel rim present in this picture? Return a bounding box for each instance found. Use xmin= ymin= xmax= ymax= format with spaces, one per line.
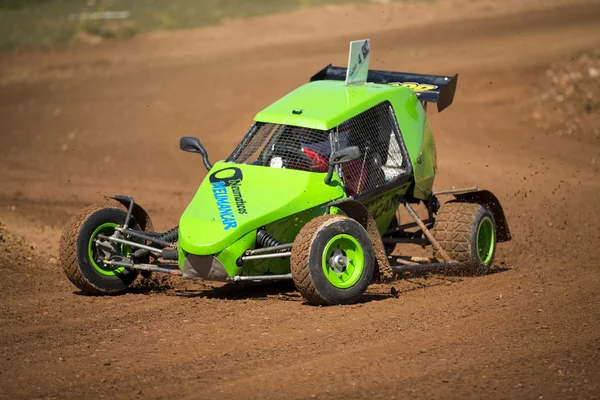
xmin=321 ymin=234 xmax=365 ymax=289
xmin=88 ymin=222 xmax=129 ymax=276
xmin=476 ymin=216 xmax=495 ymax=265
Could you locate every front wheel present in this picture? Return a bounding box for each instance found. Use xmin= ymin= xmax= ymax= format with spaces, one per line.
xmin=59 ymin=205 xmax=143 ymax=294
xmin=291 ymin=215 xmax=375 ymax=306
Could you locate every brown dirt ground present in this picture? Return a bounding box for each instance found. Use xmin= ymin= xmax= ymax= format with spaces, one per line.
xmin=1 ymin=0 xmax=599 ymax=398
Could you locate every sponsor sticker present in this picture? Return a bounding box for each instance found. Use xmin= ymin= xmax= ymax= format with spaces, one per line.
xmin=367 ymin=193 xmax=403 ymax=221
xmin=209 ymin=167 xmax=247 ymax=230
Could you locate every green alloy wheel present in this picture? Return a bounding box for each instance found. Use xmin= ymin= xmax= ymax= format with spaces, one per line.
xmin=476 ymin=216 xmax=495 ymax=265
xmin=431 ymin=201 xmax=497 ymax=275
xmin=291 ymin=214 xmax=375 ymax=305
xmin=88 ymin=222 xmax=131 ymax=276
xmin=59 ymin=205 xmax=142 ymax=294
xmin=321 ymin=234 xmax=365 ymax=289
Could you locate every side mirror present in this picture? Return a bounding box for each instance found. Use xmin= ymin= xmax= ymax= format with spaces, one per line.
xmin=330 ymin=146 xmax=362 ymax=165
xmin=180 ymin=136 xmax=213 ymax=171
xmin=324 ymin=146 xmax=362 ymax=185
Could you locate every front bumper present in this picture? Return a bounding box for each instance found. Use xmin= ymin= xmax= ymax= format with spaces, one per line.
xmin=182 ymin=253 xmax=229 ymax=281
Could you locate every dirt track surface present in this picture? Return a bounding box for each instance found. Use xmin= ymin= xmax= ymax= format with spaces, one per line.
xmin=1 ymin=0 xmax=600 ymax=398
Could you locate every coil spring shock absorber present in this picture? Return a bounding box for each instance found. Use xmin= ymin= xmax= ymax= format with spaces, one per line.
xmin=158 ymin=226 xmax=179 ymax=243
xmin=133 ymin=226 xmax=179 ymax=260
xmin=256 ymin=229 xmax=281 ymax=248
xmin=236 ymin=229 xmax=282 ymax=267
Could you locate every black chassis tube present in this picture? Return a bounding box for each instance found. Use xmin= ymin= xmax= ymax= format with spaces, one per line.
xmin=102 ymin=194 xmax=179 ymax=262
xmin=244 ymin=243 xmax=293 ymax=256
xmin=391 ymin=261 xmax=461 ymax=272
xmin=384 ymin=219 xmax=434 ymax=235
xmin=227 ymin=124 xmax=260 ymax=163
xmin=104 ymin=194 xmax=154 ymax=232
xmin=114 ymin=194 xmax=135 ymax=228
xmin=119 ymin=227 xmax=174 ymax=248
xmin=382 ymin=237 xmax=429 ymax=245
xmin=110 ymin=195 xmax=175 ymax=249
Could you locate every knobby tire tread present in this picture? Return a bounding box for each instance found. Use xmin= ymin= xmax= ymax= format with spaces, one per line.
xmin=290 ymin=214 xmax=347 ymax=306
xmin=432 ymin=201 xmax=481 ymax=266
xmin=59 ymin=204 xmax=115 ymax=294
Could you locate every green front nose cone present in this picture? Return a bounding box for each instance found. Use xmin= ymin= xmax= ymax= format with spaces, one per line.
xmin=178 ymin=161 xmax=346 ymax=256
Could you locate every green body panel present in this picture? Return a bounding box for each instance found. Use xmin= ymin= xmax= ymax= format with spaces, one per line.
xmin=177 ymin=230 xmax=257 ymax=278
xmin=177 ymin=230 xmax=256 ymax=277
xmin=386 ymin=87 xmax=436 ymax=199
xmin=255 ymin=80 xmax=402 ymax=130
xmin=411 ymin=118 xmax=437 ymax=199
xmin=238 ymin=183 xmax=410 ymax=277
xmin=178 ymin=161 xmax=346 ymax=256
xmin=215 ymin=230 xmax=256 ymax=277
xmin=177 ymin=242 xmax=185 ymax=271
xmin=241 ymin=206 xmax=332 ymax=275
xmin=363 ymin=183 xmax=412 ymax=233
xmin=254 ymin=80 xmax=436 ymax=198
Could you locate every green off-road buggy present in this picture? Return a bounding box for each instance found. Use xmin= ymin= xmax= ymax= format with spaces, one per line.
xmin=60 ymin=41 xmax=511 ymax=305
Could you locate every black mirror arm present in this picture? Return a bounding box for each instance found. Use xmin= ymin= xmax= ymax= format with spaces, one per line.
xmin=324 ymin=165 xmax=335 ymax=185
xmin=198 ymin=146 xmax=213 ymax=171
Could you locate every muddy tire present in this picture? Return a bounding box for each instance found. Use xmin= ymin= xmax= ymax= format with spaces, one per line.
xmin=431 ymin=201 xmax=496 ymax=275
xmin=59 ymin=205 xmax=142 ymax=294
xmin=290 ymin=214 xmax=375 ymax=306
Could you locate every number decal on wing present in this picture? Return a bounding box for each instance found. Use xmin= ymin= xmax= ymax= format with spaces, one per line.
xmin=390 ymin=82 xmax=438 ymax=92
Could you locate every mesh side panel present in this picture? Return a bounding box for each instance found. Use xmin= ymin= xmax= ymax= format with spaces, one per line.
xmin=228 ymin=123 xmax=331 ymax=172
xmin=227 ymin=101 xmax=408 ymax=195
xmin=229 ymin=123 xmax=277 ymax=165
xmin=337 ymin=101 xmax=408 ymax=196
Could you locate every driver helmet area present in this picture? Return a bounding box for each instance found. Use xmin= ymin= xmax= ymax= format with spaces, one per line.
xmin=263 ymin=125 xmax=331 ymax=173
xmin=227 ymin=99 xmax=409 ymax=197
xmin=260 ymin=116 xmax=404 ymax=197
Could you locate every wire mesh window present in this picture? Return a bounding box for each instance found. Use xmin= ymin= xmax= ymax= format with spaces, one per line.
xmin=227 ymin=123 xmax=332 ymax=172
xmin=335 ymin=101 xmax=410 ymax=196
xmin=227 ymin=101 xmax=409 ymax=196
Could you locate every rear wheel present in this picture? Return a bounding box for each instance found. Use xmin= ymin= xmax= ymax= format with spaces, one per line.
xmin=431 ymin=201 xmax=496 ymax=275
xmin=59 ymin=205 xmax=143 ymax=294
xmin=291 ymin=215 xmax=375 ymax=305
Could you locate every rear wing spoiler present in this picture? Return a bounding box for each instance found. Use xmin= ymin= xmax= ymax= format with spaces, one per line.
xmin=310 ymin=64 xmax=458 ymax=112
